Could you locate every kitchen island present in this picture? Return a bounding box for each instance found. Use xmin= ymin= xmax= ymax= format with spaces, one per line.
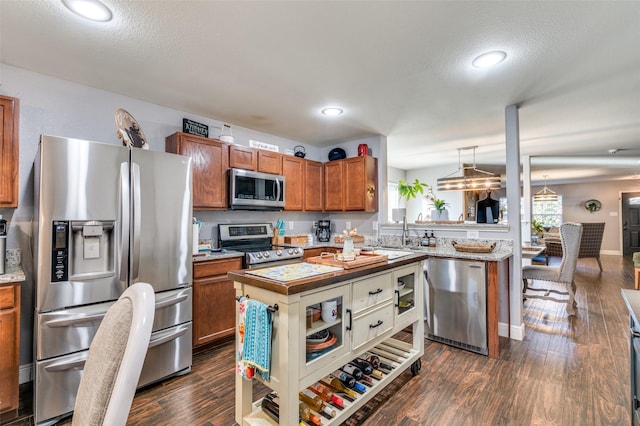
xmin=229 ymin=253 xmax=428 ymax=426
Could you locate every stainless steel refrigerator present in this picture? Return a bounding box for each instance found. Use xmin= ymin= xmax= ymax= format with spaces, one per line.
xmin=33 ymin=135 xmax=193 ymax=425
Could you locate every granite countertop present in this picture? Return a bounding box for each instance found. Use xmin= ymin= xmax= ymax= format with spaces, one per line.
xmin=193 ymin=250 xmax=244 ymax=262
xmin=0 ymin=265 xmax=26 ymax=284
xmin=229 ymin=252 xmax=430 ymax=295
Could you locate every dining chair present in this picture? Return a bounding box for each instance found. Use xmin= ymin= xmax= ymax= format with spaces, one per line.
xmin=522 ymin=222 xmax=583 ymax=316
xmin=72 ymin=282 xmax=155 ymax=426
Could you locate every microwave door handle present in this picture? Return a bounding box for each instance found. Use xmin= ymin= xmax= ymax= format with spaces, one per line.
xmin=275 ymin=178 xmax=281 ymax=202
xmin=119 ymin=162 xmax=130 ymax=284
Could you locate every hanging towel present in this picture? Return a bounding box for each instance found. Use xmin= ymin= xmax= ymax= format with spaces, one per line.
xmin=236 ymin=297 xmax=255 ymax=380
xmin=242 ymin=299 xmax=273 ymax=381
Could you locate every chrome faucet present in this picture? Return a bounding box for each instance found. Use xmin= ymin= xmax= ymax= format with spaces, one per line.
xmin=401 ymin=215 xmax=409 ymax=247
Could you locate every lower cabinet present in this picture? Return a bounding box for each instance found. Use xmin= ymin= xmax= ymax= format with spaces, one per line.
xmin=193 ymin=257 xmax=243 ymax=349
xmin=0 ymin=282 xmax=20 ymax=421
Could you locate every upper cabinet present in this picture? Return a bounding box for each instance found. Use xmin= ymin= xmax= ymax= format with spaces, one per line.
xmin=282 ymin=155 xmax=304 ymax=211
xmin=229 ymin=145 xmax=282 ymax=174
xmin=344 ymin=156 xmax=377 ymax=212
xmin=304 ymin=160 xmax=323 ymax=212
xmin=0 ymin=95 xmax=19 ymax=208
xmin=257 ymin=150 xmax=282 ymax=175
xmin=166 ymin=132 xmax=229 ymax=210
xmin=324 ymin=156 xmax=377 ymax=212
xmin=229 ymin=145 xmax=257 ymax=171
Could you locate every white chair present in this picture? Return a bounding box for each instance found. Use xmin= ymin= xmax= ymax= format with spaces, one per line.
xmin=72 ymin=282 xmax=155 ymax=426
xmin=522 ymin=222 xmax=583 ymax=316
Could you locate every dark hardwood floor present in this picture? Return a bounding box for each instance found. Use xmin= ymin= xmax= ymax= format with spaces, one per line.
xmin=5 ymin=254 xmax=633 ymax=426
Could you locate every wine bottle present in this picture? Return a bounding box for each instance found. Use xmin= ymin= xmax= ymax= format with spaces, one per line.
xmin=300 ymin=402 xmax=322 ymax=426
xmin=320 ymin=377 xmax=357 ymax=400
xmin=261 ymin=393 xmax=279 ymax=423
xmin=351 ymin=359 xmax=373 ymax=375
xmin=340 ymin=363 xmax=363 ymax=380
xmin=359 ymin=375 xmax=373 ymax=386
xmin=360 ymin=352 xmax=380 ymax=368
xmin=299 ymin=389 xmax=336 ymax=418
xmin=370 ymin=368 xmax=384 ymax=379
xmin=352 ymin=381 xmax=367 ymax=393
xmin=379 ymin=360 xmax=395 ymax=371
xmin=309 ymin=382 xmax=344 ymax=408
xmin=331 ymin=369 xmax=356 ymax=388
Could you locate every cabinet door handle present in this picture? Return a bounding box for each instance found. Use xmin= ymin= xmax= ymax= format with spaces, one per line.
xmin=632 ymin=329 xmax=640 ymax=339
xmin=395 ymin=290 xmax=400 ymax=307
xmin=346 ymin=308 xmax=352 ymax=331
xmin=369 ymin=319 xmax=384 ymax=329
xmin=368 ymin=288 xmax=383 ymax=295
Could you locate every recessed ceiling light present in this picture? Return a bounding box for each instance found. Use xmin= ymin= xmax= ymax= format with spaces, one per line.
xmin=62 ymin=0 xmax=113 ymax=22
xmin=321 ymin=107 xmax=344 ymax=116
xmin=472 ymin=51 xmax=507 ymax=68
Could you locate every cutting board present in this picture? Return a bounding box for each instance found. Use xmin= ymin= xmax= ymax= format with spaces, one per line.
xmin=307 ymin=253 xmax=388 ymax=269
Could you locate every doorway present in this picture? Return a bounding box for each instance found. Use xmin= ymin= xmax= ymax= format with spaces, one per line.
xmin=622 ymin=192 xmax=640 ymax=255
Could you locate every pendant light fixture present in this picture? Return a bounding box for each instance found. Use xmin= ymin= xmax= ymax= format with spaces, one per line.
xmin=533 ymin=175 xmax=559 ymax=202
xmin=436 ymin=146 xmax=501 ymax=191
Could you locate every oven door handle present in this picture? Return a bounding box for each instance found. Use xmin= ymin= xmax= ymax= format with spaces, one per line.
xmin=275 ymin=178 xmax=281 ymax=202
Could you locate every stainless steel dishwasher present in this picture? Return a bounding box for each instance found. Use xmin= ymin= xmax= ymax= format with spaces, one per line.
xmin=424 ymin=258 xmax=488 ymax=355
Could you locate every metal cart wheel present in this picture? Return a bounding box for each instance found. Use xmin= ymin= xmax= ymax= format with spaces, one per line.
xmin=410 ymin=359 xmax=422 ymax=376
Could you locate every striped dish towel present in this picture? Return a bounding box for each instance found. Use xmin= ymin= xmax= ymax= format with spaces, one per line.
xmin=241 ymin=299 xmax=273 ymax=381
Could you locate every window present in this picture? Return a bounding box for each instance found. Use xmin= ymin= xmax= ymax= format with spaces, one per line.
xmin=532 ymin=196 xmax=563 ymax=228
xmin=388 ymin=182 xmax=398 ymax=221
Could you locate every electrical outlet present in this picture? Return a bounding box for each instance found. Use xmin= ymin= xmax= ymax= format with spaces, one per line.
xmin=346 ymin=221 xmax=351 ymax=230
xmin=312 ymin=221 xmax=318 ymax=228
xmin=289 ymin=221 xmax=294 ymax=230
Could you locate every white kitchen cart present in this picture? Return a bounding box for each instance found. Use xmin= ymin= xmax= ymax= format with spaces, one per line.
xmin=232 ymin=259 xmax=426 ymax=426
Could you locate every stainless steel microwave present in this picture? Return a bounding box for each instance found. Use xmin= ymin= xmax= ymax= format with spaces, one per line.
xmin=228 ymin=168 xmax=285 ymax=210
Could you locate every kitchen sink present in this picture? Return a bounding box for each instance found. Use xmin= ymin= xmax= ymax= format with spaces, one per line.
xmin=372 ymin=248 xmax=415 ymax=260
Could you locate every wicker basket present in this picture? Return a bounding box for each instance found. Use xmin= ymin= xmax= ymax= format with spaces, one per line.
xmin=452 ymin=241 xmax=496 ymax=253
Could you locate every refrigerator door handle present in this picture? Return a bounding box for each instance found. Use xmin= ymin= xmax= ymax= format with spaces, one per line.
xmin=131 ymin=162 xmax=142 ymax=281
xmin=45 ymin=312 xmax=106 ymax=328
xmin=155 ymin=291 xmax=189 ymax=310
xmin=44 ymin=358 xmax=87 ymax=372
xmin=148 ymin=325 xmax=189 ymax=349
xmin=120 ymin=162 xmax=130 ymax=283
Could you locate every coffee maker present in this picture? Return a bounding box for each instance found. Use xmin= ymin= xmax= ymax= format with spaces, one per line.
xmin=316 ymin=220 xmax=331 ymax=242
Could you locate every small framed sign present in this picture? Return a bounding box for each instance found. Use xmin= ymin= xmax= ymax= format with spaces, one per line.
xmin=183 ymin=118 xmax=209 ymax=137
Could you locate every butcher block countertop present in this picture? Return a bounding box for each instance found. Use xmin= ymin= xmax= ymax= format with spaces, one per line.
xmin=228 ymin=252 xmax=430 ymax=296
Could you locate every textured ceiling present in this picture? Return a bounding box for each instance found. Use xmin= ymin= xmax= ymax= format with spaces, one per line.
xmin=1 ymin=1 xmax=639 ymax=182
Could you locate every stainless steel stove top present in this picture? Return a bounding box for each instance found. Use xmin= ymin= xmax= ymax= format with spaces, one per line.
xmin=218 ymin=223 xmax=304 ymax=266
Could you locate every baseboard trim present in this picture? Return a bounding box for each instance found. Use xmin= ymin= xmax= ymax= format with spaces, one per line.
xmin=601 ymin=250 xmax=620 ymax=256
xmin=19 ymin=363 xmax=33 ymax=384
xmin=498 ymin=321 xmax=524 ymax=341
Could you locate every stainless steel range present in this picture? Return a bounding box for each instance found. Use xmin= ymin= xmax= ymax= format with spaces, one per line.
xmin=218 ymin=223 xmax=303 ymax=268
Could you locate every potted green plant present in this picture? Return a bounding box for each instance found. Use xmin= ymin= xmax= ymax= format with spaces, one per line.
xmin=397 ymin=178 xmax=428 ymax=201
xmin=425 ymin=191 xmax=449 ymax=221
xmin=531 ymin=218 xmax=545 ymax=238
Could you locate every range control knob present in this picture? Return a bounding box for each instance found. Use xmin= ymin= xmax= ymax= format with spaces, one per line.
xmin=287 ymin=249 xmax=294 ymax=255
xmin=263 ymin=251 xmax=270 ymax=258
xmin=256 ymin=253 xmax=263 ymax=259
xmin=293 ymin=248 xmax=300 ymax=254
xmin=276 ymin=250 xmax=282 ymax=256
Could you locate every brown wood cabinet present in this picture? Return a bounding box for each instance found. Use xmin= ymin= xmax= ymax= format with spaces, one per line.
xmin=304 ymin=160 xmax=323 ymax=211
xmin=344 ymin=156 xmax=377 ymax=212
xmin=192 ymin=257 xmax=242 ymax=349
xmin=0 ymin=282 xmax=20 ymax=420
xmin=229 ymin=145 xmax=257 ymax=171
xmin=166 ymin=132 xmax=229 ymax=210
xmin=324 ymin=156 xmax=378 ymax=212
xmin=258 ymin=150 xmax=282 ymax=174
xmin=0 ymin=95 xmax=19 ymax=208
xmin=323 ymin=160 xmax=344 ymax=211
xmin=282 ymin=155 xmax=304 ymax=211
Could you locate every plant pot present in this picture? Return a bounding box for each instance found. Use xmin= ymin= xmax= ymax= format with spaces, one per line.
xmin=431 ymin=209 xmax=449 ymax=221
